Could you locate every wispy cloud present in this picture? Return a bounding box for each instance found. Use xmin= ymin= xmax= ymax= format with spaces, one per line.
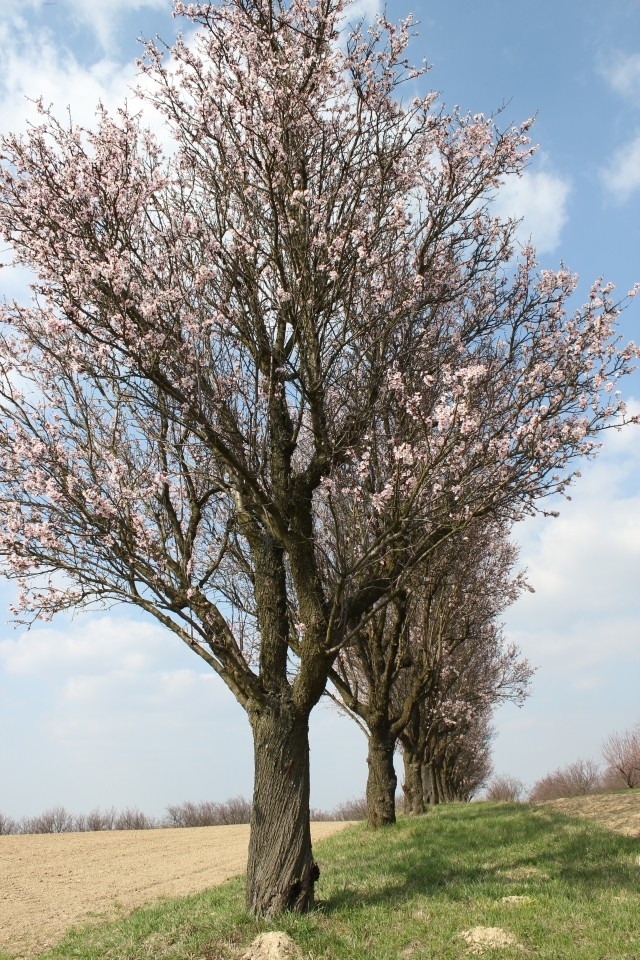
xmin=598 ymin=49 xmax=640 ymax=199
xmin=602 ymin=131 xmax=640 ymax=199
xmin=49 ymin=0 xmax=168 ymax=54
xmin=599 ymin=50 xmax=640 ymax=106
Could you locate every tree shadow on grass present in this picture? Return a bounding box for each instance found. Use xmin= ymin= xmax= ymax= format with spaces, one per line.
xmin=318 ymin=804 xmax=640 ymax=914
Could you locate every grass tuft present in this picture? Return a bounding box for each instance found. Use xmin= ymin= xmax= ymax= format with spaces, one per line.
xmin=5 ymin=802 xmax=640 ymax=959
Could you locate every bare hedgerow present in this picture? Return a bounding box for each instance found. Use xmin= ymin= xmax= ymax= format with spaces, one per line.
xmin=164 ymin=797 xmax=252 ymax=828
xmin=72 ymin=806 xmax=118 ymax=831
xmin=529 ymin=758 xmax=603 ymax=802
xmin=0 ymin=811 xmax=19 ymax=835
xmin=165 ymin=800 xmax=217 ymax=828
xmin=113 ymin=807 xmax=157 ymax=830
xmin=485 ymin=774 xmax=526 ymax=803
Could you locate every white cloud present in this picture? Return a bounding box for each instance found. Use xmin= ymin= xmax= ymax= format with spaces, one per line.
xmin=602 ymin=131 xmax=640 ymax=199
xmin=0 ymin=615 xmax=192 ymax=677
xmin=0 ymin=613 xmax=257 ymax=817
xmin=496 ymin=169 xmax=571 ymax=254
xmin=600 ymin=51 xmax=640 ymax=106
xmin=0 ymin=20 xmax=135 ymax=136
xmin=0 ymin=610 xmax=367 ymax=816
xmin=490 ymin=413 xmax=640 ymax=786
xmin=598 ymin=50 xmax=640 ymax=199
xmin=509 ymin=412 xmax=640 ymax=634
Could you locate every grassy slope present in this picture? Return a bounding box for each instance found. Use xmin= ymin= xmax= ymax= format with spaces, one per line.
xmin=6 ymin=802 xmax=640 ymax=960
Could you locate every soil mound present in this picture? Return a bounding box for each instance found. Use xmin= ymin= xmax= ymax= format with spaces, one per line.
xmin=460 ymin=926 xmax=518 ymax=954
xmin=241 ymin=931 xmax=303 ymax=960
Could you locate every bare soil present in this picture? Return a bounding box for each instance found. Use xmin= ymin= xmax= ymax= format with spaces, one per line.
xmin=0 ymin=822 xmax=352 ymax=958
xmin=541 ymin=789 xmax=640 ymax=837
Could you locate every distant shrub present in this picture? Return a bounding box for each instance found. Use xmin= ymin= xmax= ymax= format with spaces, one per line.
xmin=330 ymin=796 xmax=368 ymax=820
xmin=529 ymin=758 xmax=602 ymax=802
xmin=217 ymin=795 xmax=253 ymax=824
xmin=21 ymin=805 xmax=74 ymax=834
xmin=0 ymin=811 xmax=19 ymax=835
xmin=310 ymin=796 xmax=368 ymax=821
xmin=485 ymin=774 xmax=526 ymax=803
xmin=86 ymin=806 xmax=118 ymax=831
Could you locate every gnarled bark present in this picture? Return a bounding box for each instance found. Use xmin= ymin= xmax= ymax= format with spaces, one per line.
xmin=246 ymin=703 xmax=317 ymax=916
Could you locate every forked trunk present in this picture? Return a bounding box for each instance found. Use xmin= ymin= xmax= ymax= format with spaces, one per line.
xmin=246 ymin=704 xmax=317 ymax=917
xmin=366 ymin=726 xmax=397 ymax=827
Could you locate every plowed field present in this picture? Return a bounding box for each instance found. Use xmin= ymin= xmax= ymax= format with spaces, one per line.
xmin=0 ymin=821 xmax=352 ymax=957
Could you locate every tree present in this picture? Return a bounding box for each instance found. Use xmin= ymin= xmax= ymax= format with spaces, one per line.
xmin=601 ymin=722 xmax=640 ymax=789
xmin=330 ymin=518 xmax=532 ymax=825
xmin=0 ymin=0 xmax=637 ymax=915
xmin=396 ymin=527 xmax=532 ymax=812
xmin=485 ymin=774 xmax=526 ymax=802
xmin=426 ymin=706 xmax=495 ymax=803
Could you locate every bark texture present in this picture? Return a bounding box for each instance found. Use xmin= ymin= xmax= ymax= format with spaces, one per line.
xmin=402 ymin=748 xmax=426 ymax=816
xmin=366 ymin=727 xmax=398 ymax=827
xmin=246 ymin=704 xmax=317 ymax=916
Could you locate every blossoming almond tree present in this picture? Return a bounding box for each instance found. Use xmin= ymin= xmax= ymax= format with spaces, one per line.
xmin=0 ymin=0 xmax=637 ymax=915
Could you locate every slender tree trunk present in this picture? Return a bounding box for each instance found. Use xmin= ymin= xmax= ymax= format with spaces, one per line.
xmin=402 ymin=747 xmax=426 ymax=816
xmin=422 ymin=761 xmax=438 ymax=805
xmin=366 ymin=725 xmax=397 ymax=827
xmin=246 ymin=702 xmax=317 ymax=917
xmin=434 ymin=763 xmax=448 ymax=804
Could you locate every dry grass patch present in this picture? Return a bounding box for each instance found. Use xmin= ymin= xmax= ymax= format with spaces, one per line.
xmin=540 ymin=789 xmax=640 ymax=837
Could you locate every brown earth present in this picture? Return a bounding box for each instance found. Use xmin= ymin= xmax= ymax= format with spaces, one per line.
xmin=0 ymin=821 xmax=353 ymax=958
xmin=540 ymin=789 xmax=640 ymax=838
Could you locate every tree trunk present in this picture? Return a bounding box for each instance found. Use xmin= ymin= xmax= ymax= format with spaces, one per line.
xmin=366 ymin=726 xmax=397 ymax=827
xmin=246 ymin=703 xmax=317 ymax=917
xmin=402 ymin=748 xmax=426 ymax=816
xmin=422 ymin=761 xmax=438 ymax=805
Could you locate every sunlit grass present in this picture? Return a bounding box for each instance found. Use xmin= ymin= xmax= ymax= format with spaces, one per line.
xmin=8 ymin=802 xmax=640 ymax=959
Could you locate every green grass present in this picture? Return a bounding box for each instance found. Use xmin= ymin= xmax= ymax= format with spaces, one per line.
xmin=4 ymin=803 xmax=640 ymax=960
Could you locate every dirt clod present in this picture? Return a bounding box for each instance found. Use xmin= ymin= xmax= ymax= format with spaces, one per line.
xmin=460 ymin=926 xmax=518 ymax=954
xmin=241 ymin=931 xmax=302 ymax=960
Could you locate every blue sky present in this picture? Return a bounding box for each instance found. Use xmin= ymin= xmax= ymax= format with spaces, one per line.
xmin=0 ymin=0 xmax=638 ymax=819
